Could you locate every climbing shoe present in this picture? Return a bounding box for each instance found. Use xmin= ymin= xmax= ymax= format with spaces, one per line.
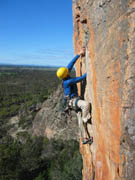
xmin=82 ymin=137 xmax=93 ymax=145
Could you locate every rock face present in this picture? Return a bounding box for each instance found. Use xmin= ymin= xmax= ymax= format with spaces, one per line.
xmin=72 ymin=0 xmax=135 ymax=179
xmin=32 ymin=86 xmax=79 ymax=141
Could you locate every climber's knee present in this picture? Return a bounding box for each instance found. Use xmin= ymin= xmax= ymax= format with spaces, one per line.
xmin=83 ymin=121 xmax=87 ymax=128
xmin=83 ymin=117 xmax=89 ymax=123
xmin=84 ymin=101 xmax=90 ymax=111
xmin=77 ymin=99 xmax=90 ymax=110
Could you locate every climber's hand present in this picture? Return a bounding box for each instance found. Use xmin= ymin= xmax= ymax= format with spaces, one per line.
xmin=79 ymin=47 xmax=86 ymax=56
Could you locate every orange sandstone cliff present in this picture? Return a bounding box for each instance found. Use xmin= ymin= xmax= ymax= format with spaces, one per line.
xmin=72 ymin=0 xmax=135 ymax=179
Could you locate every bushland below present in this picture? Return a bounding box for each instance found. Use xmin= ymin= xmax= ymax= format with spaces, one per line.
xmin=0 ymin=66 xmax=82 ymax=180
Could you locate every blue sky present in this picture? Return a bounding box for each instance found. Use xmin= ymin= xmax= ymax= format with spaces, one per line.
xmin=0 ymin=0 xmax=74 ymax=66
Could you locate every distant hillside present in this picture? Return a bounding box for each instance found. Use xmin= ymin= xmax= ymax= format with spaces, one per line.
xmin=0 ymin=64 xmax=59 ymax=69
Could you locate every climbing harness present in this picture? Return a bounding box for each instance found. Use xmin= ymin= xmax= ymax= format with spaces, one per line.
xmin=74 ymin=96 xmax=81 ymax=112
xmin=62 ymin=95 xmax=81 ymax=115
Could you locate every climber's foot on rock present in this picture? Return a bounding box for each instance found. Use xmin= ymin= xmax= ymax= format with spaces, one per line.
xmin=82 ymin=137 xmax=93 ymax=145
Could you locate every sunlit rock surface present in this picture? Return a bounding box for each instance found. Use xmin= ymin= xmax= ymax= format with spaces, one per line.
xmin=72 ymin=0 xmax=135 ymax=179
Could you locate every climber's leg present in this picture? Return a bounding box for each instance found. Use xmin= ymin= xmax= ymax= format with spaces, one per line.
xmin=83 ymin=122 xmax=90 ymax=139
xmin=77 ymin=99 xmax=93 ymax=144
xmin=77 ymin=99 xmax=91 ymax=123
xmin=69 ymin=98 xmax=93 ymax=144
xmin=77 ymin=111 xmax=83 ymax=137
xmin=82 ymin=122 xmax=93 ymax=144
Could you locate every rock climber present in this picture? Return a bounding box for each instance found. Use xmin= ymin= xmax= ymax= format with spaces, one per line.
xmin=56 ymin=47 xmax=93 ymax=145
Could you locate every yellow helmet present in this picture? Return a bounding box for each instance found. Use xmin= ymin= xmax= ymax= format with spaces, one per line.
xmin=56 ymin=67 xmax=69 ymax=79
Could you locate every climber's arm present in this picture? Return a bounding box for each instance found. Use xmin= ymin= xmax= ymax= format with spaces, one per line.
xmin=67 ymin=47 xmax=86 ymax=72
xmin=69 ymin=73 xmax=86 ymax=84
xmin=67 ymin=54 xmax=80 ymax=72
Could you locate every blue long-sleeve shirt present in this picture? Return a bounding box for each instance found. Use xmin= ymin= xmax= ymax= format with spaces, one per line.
xmin=63 ymin=54 xmax=86 ymax=98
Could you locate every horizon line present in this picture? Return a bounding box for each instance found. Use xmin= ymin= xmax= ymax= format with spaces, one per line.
xmin=0 ymin=63 xmax=61 ymax=68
